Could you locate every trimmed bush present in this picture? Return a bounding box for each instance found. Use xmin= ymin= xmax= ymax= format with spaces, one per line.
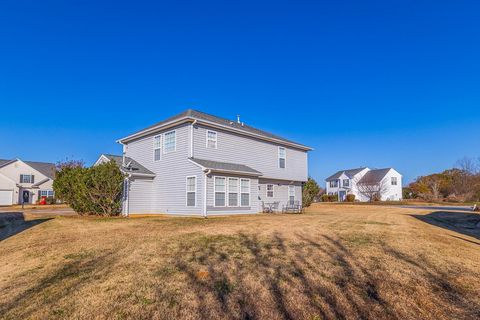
xmin=302 ymin=177 xmax=320 ymax=208
xmin=321 ymin=194 xmax=339 ymax=202
xmin=53 ymin=160 xmax=125 ymax=216
xmin=346 ymin=194 xmax=355 ymax=202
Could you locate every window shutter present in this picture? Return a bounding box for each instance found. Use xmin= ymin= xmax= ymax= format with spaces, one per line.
xmin=31 ymin=175 xmax=35 ymax=184
xmin=20 ymin=174 xmax=23 ymax=183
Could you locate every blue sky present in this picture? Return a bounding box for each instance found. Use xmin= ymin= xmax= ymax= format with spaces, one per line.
xmin=1 ymin=0 xmax=479 ymax=185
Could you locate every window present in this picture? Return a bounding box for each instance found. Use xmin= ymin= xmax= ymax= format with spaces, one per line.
xmin=240 ymin=179 xmax=250 ymax=206
xmin=153 ymin=135 xmax=162 ymax=161
xmin=206 ymin=130 xmax=217 ymax=149
xmin=343 ymin=179 xmax=349 ymax=187
xmin=278 ymin=147 xmax=286 ymax=168
xmin=329 ymin=180 xmax=338 ymax=188
xmin=164 ymin=130 xmax=176 ymax=153
xmin=20 ymin=174 xmax=34 ymax=184
xmin=186 ymin=176 xmax=196 ymax=207
xmin=228 ymin=178 xmax=239 ymax=206
xmin=40 ymin=190 xmax=54 ymax=197
xmin=266 ymin=184 xmax=274 ymax=198
xmin=391 ymin=177 xmax=398 ymax=186
xmin=214 ymin=177 xmax=226 ymax=207
xmin=288 ymin=185 xmax=295 ymax=203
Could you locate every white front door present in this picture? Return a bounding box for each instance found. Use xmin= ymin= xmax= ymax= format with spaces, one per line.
xmin=0 ymin=190 xmax=13 ymax=206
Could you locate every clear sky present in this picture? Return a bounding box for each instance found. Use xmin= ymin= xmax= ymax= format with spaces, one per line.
xmin=1 ymin=0 xmax=479 ymax=185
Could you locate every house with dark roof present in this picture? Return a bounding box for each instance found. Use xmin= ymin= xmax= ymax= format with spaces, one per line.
xmin=325 ymin=167 xmax=402 ymax=202
xmin=0 ymin=158 xmax=56 ymax=205
xmin=97 ymin=109 xmax=312 ymax=216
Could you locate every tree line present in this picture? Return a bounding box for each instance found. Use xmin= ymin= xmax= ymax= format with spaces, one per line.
xmin=405 ymin=157 xmax=480 ymax=202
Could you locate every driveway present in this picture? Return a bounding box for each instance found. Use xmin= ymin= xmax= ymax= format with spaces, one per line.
xmin=401 ymin=205 xmax=475 ymax=212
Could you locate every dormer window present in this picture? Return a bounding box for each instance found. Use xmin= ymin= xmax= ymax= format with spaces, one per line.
xmin=278 ymin=147 xmax=286 ymax=168
xmin=206 ymin=130 xmax=217 ymax=149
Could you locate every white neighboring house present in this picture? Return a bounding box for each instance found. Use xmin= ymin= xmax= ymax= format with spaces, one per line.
xmin=325 ymin=167 xmax=402 ymax=202
xmin=0 ymin=159 xmax=56 ymax=206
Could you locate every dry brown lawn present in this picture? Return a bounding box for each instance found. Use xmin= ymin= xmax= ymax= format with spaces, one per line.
xmin=0 ymin=204 xmax=479 ymax=320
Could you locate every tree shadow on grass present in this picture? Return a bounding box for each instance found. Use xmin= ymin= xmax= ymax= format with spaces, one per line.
xmin=411 ymin=211 xmax=480 ymax=240
xmin=0 ymin=212 xmax=52 ymax=241
xmin=158 ymin=232 xmax=480 ymax=320
xmin=0 ymin=250 xmax=118 ymax=319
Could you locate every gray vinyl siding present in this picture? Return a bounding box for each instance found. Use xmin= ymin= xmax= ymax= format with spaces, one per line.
xmin=206 ymin=173 xmax=259 ymax=216
xmin=193 ymin=124 xmax=308 ymax=182
xmin=258 ymin=179 xmax=303 ymax=211
xmin=125 ymin=123 xmax=204 ymax=216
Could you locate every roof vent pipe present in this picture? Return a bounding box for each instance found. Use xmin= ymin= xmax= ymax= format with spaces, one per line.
xmin=236 ymin=115 xmax=241 ymax=123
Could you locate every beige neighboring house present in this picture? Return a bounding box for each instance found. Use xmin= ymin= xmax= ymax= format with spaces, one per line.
xmin=0 ymin=159 xmax=56 ymax=206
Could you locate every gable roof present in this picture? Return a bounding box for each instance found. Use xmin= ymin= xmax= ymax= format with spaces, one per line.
xmin=118 ymin=109 xmax=312 ymax=151
xmin=0 ymin=159 xmax=56 ymax=179
xmin=358 ymin=168 xmax=392 ymax=184
xmin=189 ymin=158 xmax=263 ymax=176
xmin=101 ymin=154 xmax=155 ymax=176
xmin=325 ymin=168 xmax=367 ymax=181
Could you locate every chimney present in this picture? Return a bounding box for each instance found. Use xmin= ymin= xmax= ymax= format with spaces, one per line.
xmin=236 ymin=115 xmax=241 ymax=124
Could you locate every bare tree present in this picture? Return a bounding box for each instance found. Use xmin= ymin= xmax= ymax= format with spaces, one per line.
xmin=456 ymin=156 xmax=479 ymax=175
xmin=355 ymin=176 xmax=390 ymax=202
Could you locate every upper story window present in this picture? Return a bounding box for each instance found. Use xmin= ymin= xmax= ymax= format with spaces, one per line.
xmin=329 ymin=180 xmax=339 ymax=188
xmin=153 ymin=135 xmax=162 ymax=161
xmin=206 ymin=130 xmax=217 ymax=149
xmin=186 ymin=176 xmax=197 ymax=207
xmin=266 ymin=184 xmax=274 ymax=197
xmin=343 ymin=179 xmax=350 ymax=187
xmin=164 ymin=130 xmax=176 ymax=154
xmin=278 ymin=147 xmax=286 ymax=169
xmin=20 ymin=174 xmax=34 ymax=184
xmin=391 ymin=177 xmax=398 ymax=185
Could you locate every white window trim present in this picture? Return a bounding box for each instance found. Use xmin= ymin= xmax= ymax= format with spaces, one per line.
xmin=214 ymin=176 xmax=227 ymax=207
xmin=391 ymin=177 xmax=398 ymax=185
xmin=163 ymin=130 xmax=177 ymax=154
xmin=266 ymin=184 xmax=274 ymax=198
xmin=206 ymin=130 xmax=218 ymax=149
xmin=20 ymin=174 xmax=34 ymax=184
xmin=278 ymin=147 xmax=286 ymax=169
xmin=186 ymin=175 xmax=197 ymax=207
xmin=240 ymin=178 xmax=251 ymax=207
xmin=153 ymin=134 xmax=162 ymax=161
xmin=227 ymin=177 xmax=239 ymax=207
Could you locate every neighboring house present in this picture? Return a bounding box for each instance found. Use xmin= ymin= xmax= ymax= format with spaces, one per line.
xmin=325 ymin=167 xmax=402 ymax=202
xmin=0 ymin=159 xmax=56 ymax=206
xmin=97 ymin=109 xmax=312 ymax=216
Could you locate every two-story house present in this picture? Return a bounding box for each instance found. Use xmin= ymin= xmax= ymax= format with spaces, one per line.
xmin=0 ymin=159 xmax=56 ymax=205
xmin=325 ymin=167 xmax=402 ymax=202
xmin=97 ymin=109 xmax=312 ymax=216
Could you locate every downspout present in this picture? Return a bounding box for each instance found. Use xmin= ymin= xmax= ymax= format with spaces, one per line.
xmin=203 ymin=169 xmax=211 ymax=218
xmin=190 ymin=120 xmax=197 ymax=158
xmin=123 ymin=173 xmax=131 ymax=217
